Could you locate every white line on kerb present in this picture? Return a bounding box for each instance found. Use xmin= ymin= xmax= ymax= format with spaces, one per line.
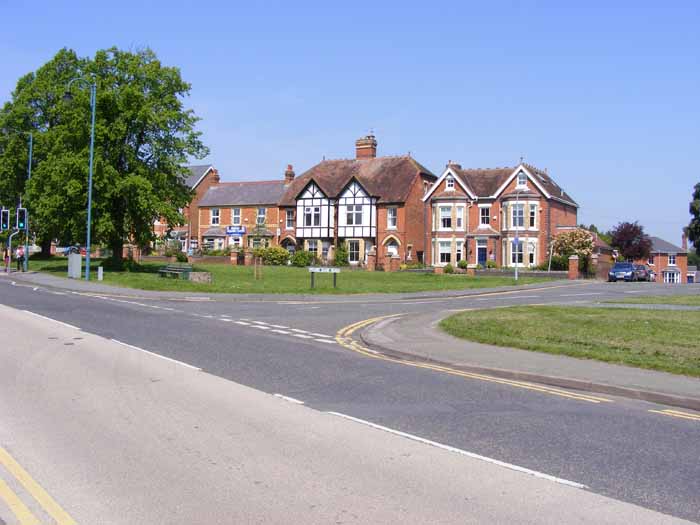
xmin=273 ymin=394 xmax=305 ymax=405
xmin=21 ymin=310 xmax=80 ymax=330
xmin=327 ymin=412 xmax=588 ymax=490
xmin=111 ymin=339 xmax=201 ymax=371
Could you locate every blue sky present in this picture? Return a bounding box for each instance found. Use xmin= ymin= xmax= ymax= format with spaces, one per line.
xmin=2 ymin=1 xmax=698 ymax=244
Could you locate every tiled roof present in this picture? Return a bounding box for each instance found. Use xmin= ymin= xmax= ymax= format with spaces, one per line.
xmin=201 ymin=227 xmax=227 ymax=237
xmin=688 ymin=265 xmax=697 ymax=272
xmin=450 ymin=164 xmax=577 ymax=206
xmin=649 ymin=236 xmax=684 ymax=254
xmin=184 ymin=165 xmax=212 ymax=188
xmin=279 ymin=156 xmax=435 ymax=207
xmin=199 ymin=181 xmax=288 ymax=206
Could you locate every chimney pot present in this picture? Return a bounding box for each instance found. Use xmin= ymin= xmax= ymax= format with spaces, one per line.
xmin=355 ymin=134 xmax=377 ymax=159
xmin=284 ymin=164 xmax=295 ymax=184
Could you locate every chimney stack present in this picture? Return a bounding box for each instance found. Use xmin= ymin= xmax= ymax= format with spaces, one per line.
xmin=211 ymin=168 xmax=220 ymax=184
xmin=284 ymin=164 xmax=295 ymax=184
xmin=447 ymin=160 xmax=462 ymax=171
xmin=355 ymin=134 xmax=377 ymax=160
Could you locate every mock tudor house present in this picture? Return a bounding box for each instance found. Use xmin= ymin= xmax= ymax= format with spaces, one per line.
xmin=278 ymin=135 xmax=436 ymax=266
xmin=637 ymin=236 xmax=689 ymax=284
xmin=196 ymin=166 xmax=296 ymax=251
xmin=423 ymin=162 xmax=578 ymax=267
xmin=153 ymin=164 xmax=221 ymax=251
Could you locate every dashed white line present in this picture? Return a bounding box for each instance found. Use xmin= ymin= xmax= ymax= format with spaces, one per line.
xmin=271 ymin=329 xmax=291 ymax=335
xmin=111 ymin=339 xmax=201 ymax=371
xmin=314 ymin=338 xmax=336 ymax=344
xmin=234 ymin=321 xmax=251 ymax=325
xmin=561 ymin=292 xmax=602 ymax=297
xmin=310 ymin=332 xmax=333 ymax=338
xmin=251 ymin=325 xmax=271 ymax=330
xmin=290 ymin=328 xmax=310 ymax=334
xmin=220 ymin=318 xmax=233 ymax=322
xmin=328 ymin=412 xmax=587 ymax=489
xmin=292 ymin=333 xmax=313 ymax=339
xmin=270 ymin=324 xmax=289 ymax=329
xmin=21 ymin=310 xmax=80 ymax=331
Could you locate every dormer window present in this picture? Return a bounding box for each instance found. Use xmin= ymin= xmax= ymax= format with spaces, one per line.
xmin=517 ymin=171 xmax=527 ymax=188
xmin=446 ymin=176 xmax=455 ymax=190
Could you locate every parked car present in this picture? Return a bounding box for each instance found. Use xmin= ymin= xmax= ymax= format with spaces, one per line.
xmin=608 ymin=262 xmax=637 ymax=282
xmin=633 ymin=264 xmax=650 ymax=282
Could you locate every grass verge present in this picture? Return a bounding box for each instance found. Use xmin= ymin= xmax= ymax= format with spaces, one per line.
xmin=439 ymin=306 xmax=700 ymax=377
xmin=28 ymin=257 xmax=550 ymax=295
xmin=605 ymin=295 xmax=700 ymax=306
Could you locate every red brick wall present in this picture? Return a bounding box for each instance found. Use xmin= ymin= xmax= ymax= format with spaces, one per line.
xmin=636 ymin=253 xmax=688 ymax=283
xmin=199 ymin=205 xmax=280 ymax=247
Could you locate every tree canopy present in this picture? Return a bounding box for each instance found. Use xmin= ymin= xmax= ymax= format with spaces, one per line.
xmin=610 ymin=221 xmax=652 ymax=260
xmin=688 ymin=183 xmax=700 ymax=257
xmin=0 ymin=47 xmax=208 ymax=262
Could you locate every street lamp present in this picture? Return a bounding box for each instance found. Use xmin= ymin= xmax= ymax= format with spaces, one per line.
xmin=514 ymin=189 xmax=522 ymax=282
xmin=64 ymin=76 xmax=97 ymax=281
xmin=23 ymin=132 xmax=32 ymax=272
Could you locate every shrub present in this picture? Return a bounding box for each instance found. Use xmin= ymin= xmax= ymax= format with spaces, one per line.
xmin=457 ymin=259 xmax=468 ymax=270
xmin=444 ymin=263 xmax=454 ymax=274
xmin=404 ymin=262 xmax=426 ymax=270
xmin=291 ymin=250 xmax=316 ymax=267
xmin=334 ymin=243 xmax=349 ymax=266
xmin=486 ymin=260 xmax=497 ymax=269
xmin=536 ymin=254 xmax=568 ymax=271
xmin=261 ymin=246 xmax=290 ymax=266
xmin=175 ymin=252 xmax=188 ymax=263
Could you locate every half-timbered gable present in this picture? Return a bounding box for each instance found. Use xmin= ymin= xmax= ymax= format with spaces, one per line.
xmin=295 ymin=182 xmax=334 ymax=239
xmin=338 ymin=180 xmax=377 ymax=239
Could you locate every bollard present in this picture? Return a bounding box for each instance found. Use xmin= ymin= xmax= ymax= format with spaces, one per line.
xmin=97 ymin=266 xmax=104 ymax=281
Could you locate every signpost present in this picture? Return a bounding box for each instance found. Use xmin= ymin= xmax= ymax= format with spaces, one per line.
xmin=308 ymin=267 xmax=340 ymax=289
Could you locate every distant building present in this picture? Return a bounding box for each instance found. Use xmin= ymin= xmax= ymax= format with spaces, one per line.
xmin=637 ymin=236 xmax=688 ymax=284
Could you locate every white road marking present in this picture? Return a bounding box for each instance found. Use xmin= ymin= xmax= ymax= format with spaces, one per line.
xmin=220 ymin=314 xmax=231 ymax=318
xmin=293 ymin=333 xmax=313 ymax=339
xmin=328 ymin=412 xmax=587 ymax=489
xmin=311 ymin=332 xmax=333 ymax=338
xmin=561 ymin=292 xmax=602 ymax=297
xmin=32 ymin=287 xmax=38 ymax=291
xmin=251 ymin=325 xmax=271 ymax=330
xmin=273 ymin=394 xmax=305 ymax=405
xmin=21 ymin=310 xmax=80 ymax=331
xmin=220 ymin=318 xmax=233 ymax=322
xmin=624 ymin=290 xmax=645 ymax=294
xmin=290 ymin=328 xmax=310 ymax=334
xmin=270 ymin=324 xmax=289 ymax=329
xmin=111 ymin=339 xmax=201 ymax=371
xmin=251 ymin=320 xmax=270 ymax=325
xmin=271 ymin=329 xmax=291 ymax=335
xmin=314 ymin=339 xmax=337 ymax=344
xmin=234 ymin=321 xmax=251 ymax=325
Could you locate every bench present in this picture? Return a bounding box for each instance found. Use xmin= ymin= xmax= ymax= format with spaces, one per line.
xmin=158 ymin=263 xmax=193 ymax=279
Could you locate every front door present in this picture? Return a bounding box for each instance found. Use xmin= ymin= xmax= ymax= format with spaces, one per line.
xmin=348 ymin=240 xmax=360 ymax=264
xmin=477 ymin=239 xmax=487 ymax=266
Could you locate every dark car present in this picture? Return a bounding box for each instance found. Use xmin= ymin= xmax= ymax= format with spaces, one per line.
xmin=633 ymin=264 xmax=650 ymax=282
xmin=608 ymin=262 xmax=636 ymax=282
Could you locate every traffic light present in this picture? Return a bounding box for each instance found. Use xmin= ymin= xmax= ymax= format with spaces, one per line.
xmin=0 ymin=208 xmax=8 ymax=231
xmin=16 ymin=208 xmax=27 ymax=230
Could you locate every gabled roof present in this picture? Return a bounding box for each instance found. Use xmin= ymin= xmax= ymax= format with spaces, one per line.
xmin=199 ymin=180 xmax=287 ymax=207
xmin=649 ymin=236 xmax=684 ymax=254
xmin=279 ymin=156 xmax=435 ymax=207
xmin=425 ymin=163 xmax=577 ymax=207
xmin=184 ymin=165 xmax=213 ymax=189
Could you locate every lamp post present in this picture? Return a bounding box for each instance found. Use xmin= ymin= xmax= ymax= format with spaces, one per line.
xmin=23 ymin=132 xmax=32 ymax=273
xmin=514 ymin=189 xmax=522 ymax=282
xmin=64 ymin=76 xmax=97 ymax=281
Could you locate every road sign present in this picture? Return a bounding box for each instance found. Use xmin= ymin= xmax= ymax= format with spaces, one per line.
xmin=308 ymin=267 xmax=341 ymax=273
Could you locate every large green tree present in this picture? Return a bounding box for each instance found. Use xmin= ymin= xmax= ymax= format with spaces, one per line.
xmin=688 ymin=183 xmax=700 ymax=257
xmin=0 ymin=47 xmax=208 ymax=263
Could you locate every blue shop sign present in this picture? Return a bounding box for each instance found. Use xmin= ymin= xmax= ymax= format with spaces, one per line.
xmin=226 ymin=226 xmax=246 ymax=235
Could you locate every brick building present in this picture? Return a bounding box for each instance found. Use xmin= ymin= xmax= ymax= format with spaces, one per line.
xmin=153 ymin=164 xmax=220 ymax=251
xmin=423 ymin=162 xmax=578 ymax=267
xmin=196 ymin=166 xmax=295 ymax=251
xmin=636 ymin=236 xmax=688 ymax=284
xmin=278 ymin=135 xmax=436 ymax=265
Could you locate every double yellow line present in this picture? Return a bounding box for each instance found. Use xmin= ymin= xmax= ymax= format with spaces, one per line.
xmin=649 ymin=409 xmax=700 ymax=422
xmin=0 ymin=447 xmax=75 ymax=525
xmin=336 ymin=315 xmax=612 ymax=404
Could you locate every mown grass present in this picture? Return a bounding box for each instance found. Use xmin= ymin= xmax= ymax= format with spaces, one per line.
xmin=28 ymin=257 xmax=550 ymax=295
xmin=440 ymin=306 xmax=700 ymax=377
xmin=606 ymin=295 xmax=700 ymax=306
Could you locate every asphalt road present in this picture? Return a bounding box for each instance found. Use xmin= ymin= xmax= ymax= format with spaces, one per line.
xmin=0 ymin=276 xmax=699 ymax=523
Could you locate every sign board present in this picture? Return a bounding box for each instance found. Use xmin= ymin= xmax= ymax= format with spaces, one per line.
xmin=67 ymin=252 xmax=82 ymax=279
xmin=309 ymin=267 xmax=341 ymax=273
xmin=226 ymin=226 xmax=246 ymax=235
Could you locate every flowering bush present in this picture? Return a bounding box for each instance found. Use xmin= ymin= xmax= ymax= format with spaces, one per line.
xmin=552 ymin=228 xmax=594 ymax=258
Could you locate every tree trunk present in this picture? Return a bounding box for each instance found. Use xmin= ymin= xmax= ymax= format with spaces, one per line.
xmin=40 ymin=237 xmax=53 ymax=258
xmin=109 ymin=235 xmax=124 ymax=269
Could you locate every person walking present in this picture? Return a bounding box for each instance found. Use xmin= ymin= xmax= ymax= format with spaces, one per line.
xmin=3 ymin=246 xmax=9 ymax=273
xmin=16 ymin=245 xmax=24 ymax=272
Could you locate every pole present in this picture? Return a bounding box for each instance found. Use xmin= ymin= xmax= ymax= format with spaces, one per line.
xmin=24 ymin=133 xmax=32 ymax=273
xmin=85 ymin=82 xmax=96 ymax=281
xmin=514 ymin=191 xmax=520 ymax=282
xmin=8 ymin=230 xmax=19 ymax=273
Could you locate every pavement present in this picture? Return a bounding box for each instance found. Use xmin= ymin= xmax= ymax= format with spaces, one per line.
xmin=2 ymin=304 xmax=692 ymax=525
xmin=361 ymin=310 xmax=700 ymax=411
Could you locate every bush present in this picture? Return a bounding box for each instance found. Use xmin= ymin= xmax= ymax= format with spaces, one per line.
xmin=404 ymin=262 xmax=426 ymax=270
xmin=537 ymin=254 xmax=568 ymax=271
xmin=486 ymin=260 xmax=497 ymax=269
xmin=260 ymin=246 xmax=290 ymax=266
xmin=334 ymin=243 xmax=349 ymax=266
xmin=444 ymin=263 xmax=455 ymax=274
xmin=174 ymin=252 xmax=188 ymax=263
xmin=291 ymin=250 xmax=317 ymax=267
xmin=457 ymin=259 xmax=468 ymax=270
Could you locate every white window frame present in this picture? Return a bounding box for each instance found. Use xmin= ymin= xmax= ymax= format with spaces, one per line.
xmin=387 ymin=207 xmax=398 ymax=230
xmin=664 ymin=271 xmax=679 ymax=284
xmin=647 ymin=256 xmax=654 ymax=266
xmin=446 ymin=177 xmax=455 ymax=190
xmin=439 ymin=241 xmax=452 ymax=264
xmin=348 ymin=240 xmax=360 ymax=264
xmin=480 ymin=207 xmax=490 ymax=227
xmin=529 ymin=204 xmax=537 ymax=229
xmin=516 ymin=171 xmax=527 ymax=188
xmin=307 ymin=239 xmax=318 ymax=253
xmin=456 ymin=206 xmax=464 ymax=230
xmin=232 ymin=208 xmax=241 ymax=225
xmin=511 ymin=204 xmax=524 ymax=228
xmin=668 ymin=255 xmax=676 ymax=266
xmin=304 ymin=206 xmax=321 ymax=227
xmin=210 ymin=208 xmax=220 ymax=226
xmin=439 ymin=206 xmax=452 ymax=230
xmin=511 ymin=240 xmax=524 ymax=265
xmin=346 ymin=204 xmax=363 ymax=226
xmin=257 ymin=207 xmax=266 ymax=225
xmin=456 ymin=241 xmax=463 ymax=262
xmin=286 ymin=209 xmax=294 ymax=229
